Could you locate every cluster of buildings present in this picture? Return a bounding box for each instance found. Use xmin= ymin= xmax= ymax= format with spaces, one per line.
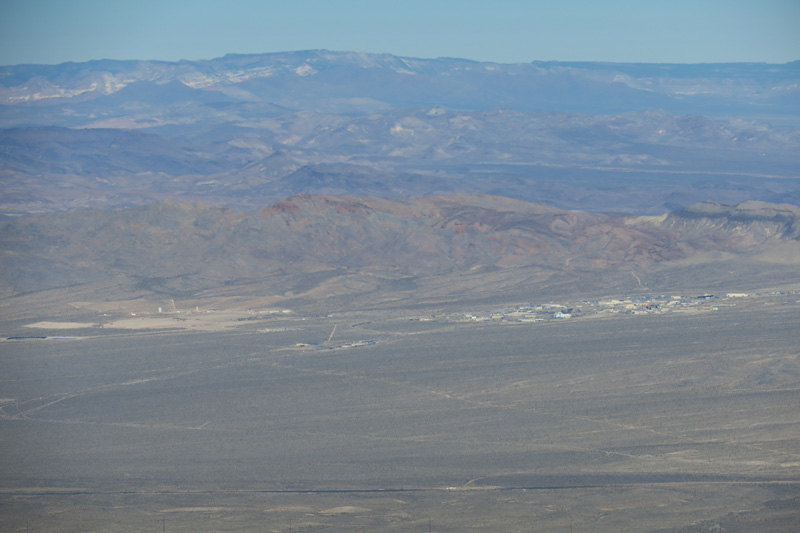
xmin=423 ymin=290 xmax=799 ymax=326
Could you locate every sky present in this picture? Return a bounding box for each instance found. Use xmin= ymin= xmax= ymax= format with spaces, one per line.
xmin=0 ymin=0 xmax=798 ymax=66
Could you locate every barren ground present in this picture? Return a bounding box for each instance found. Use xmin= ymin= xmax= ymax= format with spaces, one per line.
xmin=1 ymin=290 xmax=799 ymax=532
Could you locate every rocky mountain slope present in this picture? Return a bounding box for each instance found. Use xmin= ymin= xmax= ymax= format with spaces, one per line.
xmin=2 ymin=195 xmax=798 ymax=314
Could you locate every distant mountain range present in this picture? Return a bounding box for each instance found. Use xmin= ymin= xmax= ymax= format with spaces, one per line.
xmin=1 ymin=50 xmax=799 ymax=216
xmin=1 ymin=52 xmax=799 ymax=315
xmin=2 ymin=50 xmax=798 ymax=115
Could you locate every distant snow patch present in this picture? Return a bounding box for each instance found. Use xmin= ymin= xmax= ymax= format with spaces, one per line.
xmin=295 ymin=64 xmax=316 ymax=76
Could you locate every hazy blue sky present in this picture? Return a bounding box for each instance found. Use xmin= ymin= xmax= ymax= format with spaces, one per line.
xmin=1 ymin=0 xmax=798 ymax=65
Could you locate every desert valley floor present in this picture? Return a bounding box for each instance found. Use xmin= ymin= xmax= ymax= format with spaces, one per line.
xmin=1 ymin=289 xmax=799 ymax=532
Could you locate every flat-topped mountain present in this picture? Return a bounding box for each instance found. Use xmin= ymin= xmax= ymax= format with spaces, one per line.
xmin=2 ymin=50 xmax=797 ymax=116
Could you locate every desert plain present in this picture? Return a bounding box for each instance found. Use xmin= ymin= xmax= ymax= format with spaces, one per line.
xmin=1 ymin=286 xmax=799 ymax=532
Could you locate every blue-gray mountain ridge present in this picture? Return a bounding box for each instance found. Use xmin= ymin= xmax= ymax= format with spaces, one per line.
xmin=1 ymin=50 xmax=798 ymax=216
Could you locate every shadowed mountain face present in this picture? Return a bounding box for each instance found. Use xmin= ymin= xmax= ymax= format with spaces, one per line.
xmin=2 ymin=195 xmax=798 ymax=311
xmin=1 ymin=51 xmax=799 ymax=216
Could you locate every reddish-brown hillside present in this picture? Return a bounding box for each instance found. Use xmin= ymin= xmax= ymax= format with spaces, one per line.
xmin=1 ymin=195 xmax=798 ymax=312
